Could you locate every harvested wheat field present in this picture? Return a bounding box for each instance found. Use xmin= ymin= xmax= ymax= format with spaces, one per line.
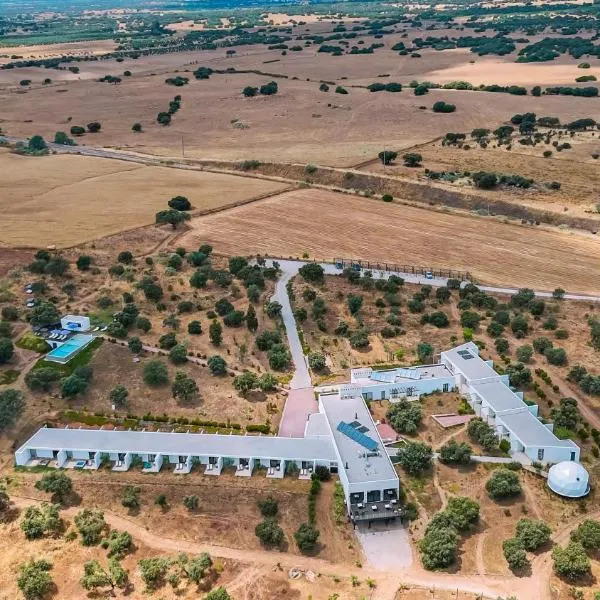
xmin=183 ymin=188 xmax=600 ymax=293
xmin=0 ymin=150 xmax=287 ymax=247
xmin=422 ymin=55 xmax=600 ymax=86
xmin=0 ymin=39 xmax=117 ymax=63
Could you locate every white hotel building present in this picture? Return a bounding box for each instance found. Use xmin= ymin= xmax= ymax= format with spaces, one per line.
xmin=15 ymin=343 xmax=580 ymax=521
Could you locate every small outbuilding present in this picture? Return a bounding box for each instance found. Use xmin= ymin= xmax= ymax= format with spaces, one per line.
xmin=547 ymin=461 xmax=590 ymax=498
xmin=60 ymin=315 xmax=90 ymax=332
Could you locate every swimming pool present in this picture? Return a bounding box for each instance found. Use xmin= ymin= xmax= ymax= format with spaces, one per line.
xmin=45 ymin=334 xmax=94 ymax=364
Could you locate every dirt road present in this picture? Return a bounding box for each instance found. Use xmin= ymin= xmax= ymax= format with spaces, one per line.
xmin=9 ymin=495 xmax=547 ymax=600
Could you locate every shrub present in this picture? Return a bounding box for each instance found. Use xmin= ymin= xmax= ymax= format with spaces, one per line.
xmin=472 ymin=171 xmax=498 ymax=189
xmin=460 ymin=311 xmax=480 ymax=329
xmin=183 ymin=495 xmax=199 ymax=511
xmin=18 ymin=559 xmax=53 ymax=600
xmin=294 ymin=523 xmax=319 ymax=554
xmin=467 ymin=417 xmax=498 ymax=451
xmin=349 ymin=329 xmax=369 ymax=349
xmin=506 ymin=362 xmax=532 ymax=387
xmin=255 ymin=518 xmax=284 ymax=547
xmin=298 ymin=263 xmax=324 ymax=283
xmin=552 ymin=397 xmax=581 ymax=430
xmin=570 ymin=519 xmax=600 ymax=552
xmin=403 ymin=152 xmax=422 ymax=167
xmin=259 ymin=81 xmax=278 ymax=95
xmin=487 ymin=321 xmax=504 ymax=337
xmin=495 ymin=337 xmax=509 ymax=354
xmin=552 ymin=542 xmax=591 ymax=580
xmin=419 ymin=527 xmax=459 ymax=569
xmin=208 ymin=355 xmax=227 ymax=376
xmin=121 ymin=486 xmax=140 ymax=509
xmin=143 ymin=360 xmax=169 ymax=386
xmin=432 ymin=101 xmax=456 ymax=113
xmin=168 ymin=195 xmax=191 ymax=211
xmin=397 ymin=441 xmax=433 ymax=474
xmin=74 ymin=509 xmax=105 ymax=545
xmin=444 ymin=496 xmax=480 ymax=531
xmin=533 ymin=336 xmax=553 ymax=354
xmin=545 ymin=347 xmax=567 ymax=366
xmin=386 ymin=399 xmax=422 ymax=434
xmin=516 ymin=518 xmax=552 ymax=551
xmin=257 ymin=496 xmax=278 ymax=517
xmin=516 ymin=345 xmax=533 ymax=363
xmin=486 ymin=469 xmax=522 ymax=500
xmin=378 ymin=150 xmax=398 ymax=165
xmin=503 ymin=537 xmax=529 ymax=570
xmin=426 ymin=311 xmax=449 ymax=328
xmin=439 ymin=440 xmax=472 ymax=465
xmin=20 ymin=503 xmax=61 ymax=540
xmin=308 ymin=352 xmax=326 ymax=371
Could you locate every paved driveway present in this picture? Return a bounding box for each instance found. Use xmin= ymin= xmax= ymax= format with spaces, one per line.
xmin=278 ymin=388 xmax=318 ymax=438
xmin=355 ymin=520 xmax=413 ymax=569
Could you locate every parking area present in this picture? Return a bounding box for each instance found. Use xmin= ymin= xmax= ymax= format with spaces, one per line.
xmin=355 ymin=520 xmax=413 ymax=569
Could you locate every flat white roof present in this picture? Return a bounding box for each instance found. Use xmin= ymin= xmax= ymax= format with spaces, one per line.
xmin=441 ymin=342 xmax=498 ymax=381
xmin=356 ymin=364 xmax=451 ymax=385
xmin=320 ymin=395 xmax=398 ymax=485
xmin=497 ymin=411 xmax=578 ymax=449
xmin=18 ymin=427 xmax=337 ymax=462
xmin=470 ymin=380 xmax=525 ymax=414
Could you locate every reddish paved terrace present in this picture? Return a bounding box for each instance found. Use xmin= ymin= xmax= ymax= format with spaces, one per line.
xmin=278 ymin=388 xmax=318 ymax=437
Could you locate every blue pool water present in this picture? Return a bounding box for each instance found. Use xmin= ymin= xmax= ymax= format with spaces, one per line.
xmin=46 ymin=334 xmax=94 ymax=363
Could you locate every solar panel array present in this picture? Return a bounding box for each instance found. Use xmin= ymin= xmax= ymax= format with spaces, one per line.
xmin=337 ymin=421 xmax=378 ymax=452
xmin=457 ymin=350 xmax=474 ymax=360
xmin=397 ymin=368 xmax=421 ymax=380
xmin=370 ymin=371 xmax=396 ymax=383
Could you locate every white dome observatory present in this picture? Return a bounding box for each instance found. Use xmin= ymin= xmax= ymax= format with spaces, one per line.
xmin=547 ymin=461 xmax=590 ymax=498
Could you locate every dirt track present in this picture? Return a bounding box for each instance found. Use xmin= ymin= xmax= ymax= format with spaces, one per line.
xmin=9 ymin=495 xmax=539 ymax=600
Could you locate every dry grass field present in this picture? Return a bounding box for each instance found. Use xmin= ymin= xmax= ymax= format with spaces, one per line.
xmin=11 ymin=469 xmax=360 ymax=563
xmin=2 ymin=23 xmax=599 ymax=166
xmin=363 ymin=133 xmax=600 ymax=217
xmin=0 ymin=150 xmax=287 ymax=247
xmin=0 ymin=472 xmax=365 ymax=600
xmin=182 ymin=187 xmax=600 ymax=292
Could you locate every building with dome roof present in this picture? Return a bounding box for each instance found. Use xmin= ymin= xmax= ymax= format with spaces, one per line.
xmin=548 ymin=461 xmax=590 ymax=498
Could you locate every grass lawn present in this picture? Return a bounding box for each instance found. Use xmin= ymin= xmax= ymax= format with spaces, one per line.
xmin=16 ymin=331 xmax=51 ymax=353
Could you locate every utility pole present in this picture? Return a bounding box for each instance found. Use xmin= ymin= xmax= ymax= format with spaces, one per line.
xmin=181 ymin=135 xmax=185 ymax=158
